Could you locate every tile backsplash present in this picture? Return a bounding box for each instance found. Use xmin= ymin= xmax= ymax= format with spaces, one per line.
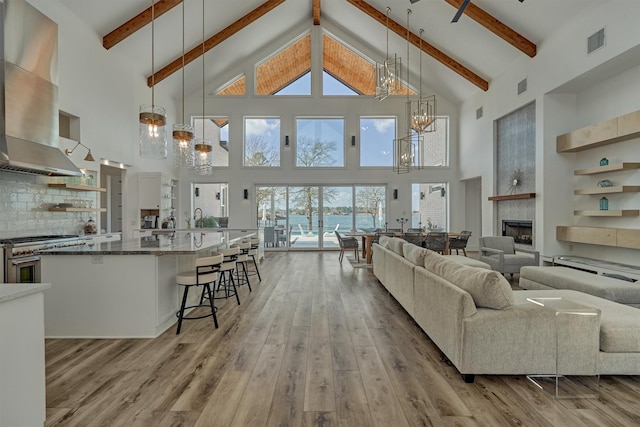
xmin=0 ymin=171 xmax=98 ymax=238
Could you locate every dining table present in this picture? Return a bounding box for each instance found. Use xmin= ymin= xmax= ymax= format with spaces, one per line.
xmin=344 ymin=231 xmax=464 ymax=264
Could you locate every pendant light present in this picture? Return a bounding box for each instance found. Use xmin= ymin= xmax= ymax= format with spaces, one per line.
xmin=394 ymin=9 xmax=423 ymax=174
xmin=375 ymin=7 xmax=402 ymax=101
xmin=139 ymin=0 xmax=168 ymax=159
xmin=193 ymin=0 xmax=213 ymax=175
xmin=173 ymin=0 xmax=194 ymax=168
xmin=411 ymin=29 xmax=437 ymax=134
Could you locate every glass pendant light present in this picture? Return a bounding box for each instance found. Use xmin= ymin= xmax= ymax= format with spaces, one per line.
xmin=194 ymin=0 xmax=213 ymax=175
xmin=140 ymin=0 xmax=167 ymax=159
xmin=173 ymin=0 xmax=194 ymax=168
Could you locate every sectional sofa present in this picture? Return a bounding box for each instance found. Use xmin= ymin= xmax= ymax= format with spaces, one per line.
xmin=372 ymin=236 xmax=640 ymax=382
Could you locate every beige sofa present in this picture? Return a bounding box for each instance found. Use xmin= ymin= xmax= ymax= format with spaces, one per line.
xmin=372 ymin=236 xmax=640 ymax=382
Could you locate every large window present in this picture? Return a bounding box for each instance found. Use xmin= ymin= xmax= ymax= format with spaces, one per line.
xmin=296 ymin=118 xmax=344 ymax=167
xmin=360 ymin=117 xmax=396 ymax=167
xmin=412 ymin=182 xmax=448 ymax=230
xmin=244 ymin=117 xmax=281 ymax=167
xmin=422 ymin=117 xmax=449 ymax=167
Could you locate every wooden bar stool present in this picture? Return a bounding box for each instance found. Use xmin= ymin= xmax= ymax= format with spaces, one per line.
xmin=246 ymin=237 xmax=262 ymax=281
xmin=232 ymin=242 xmax=252 ymax=292
xmin=175 ymin=254 xmax=223 ymax=334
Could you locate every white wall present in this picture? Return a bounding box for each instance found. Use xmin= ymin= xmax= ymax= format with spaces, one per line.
xmin=459 ymin=1 xmax=640 ymax=265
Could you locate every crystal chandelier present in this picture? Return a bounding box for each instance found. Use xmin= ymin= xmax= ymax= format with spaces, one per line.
xmin=173 ymin=0 xmax=194 ymax=168
xmin=139 ymin=0 xmax=167 ymax=159
xmin=194 ymin=0 xmax=213 ymax=175
xmin=410 ymin=29 xmax=437 ymax=134
xmin=375 ymin=7 xmax=402 ymax=101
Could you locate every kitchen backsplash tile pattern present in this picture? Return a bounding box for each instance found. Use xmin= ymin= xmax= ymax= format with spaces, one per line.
xmin=0 ymin=171 xmax=97 ymax=238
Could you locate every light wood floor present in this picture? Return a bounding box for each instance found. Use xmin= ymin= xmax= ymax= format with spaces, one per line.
xmin=45 ymin=252 xmax=640 ymax=426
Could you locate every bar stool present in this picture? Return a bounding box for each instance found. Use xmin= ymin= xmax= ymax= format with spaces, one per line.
xmin=175 ymin=253 xmax=223 ymax=334
xmin=233 ymin=242 xmax=252 ymax=292
xmin=246 ymin=237 xmax=262 ymax=281
xmin=211 ymin=247 xmax=241 ymax=305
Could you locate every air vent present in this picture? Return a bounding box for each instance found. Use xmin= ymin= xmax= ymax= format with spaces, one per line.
xmin=517 ymin=78 xmax=527 ymax=95
xmin=588 ymin=28 xmax=605 ymax=54
xmin=476 ymin=106 xmax=483 ymax=119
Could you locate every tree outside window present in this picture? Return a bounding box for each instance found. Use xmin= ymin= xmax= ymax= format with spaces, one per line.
xmin=244 ymin=118 xmax=280 ymax=167
xmin=296 ymin=118 xmax=344 ymax=167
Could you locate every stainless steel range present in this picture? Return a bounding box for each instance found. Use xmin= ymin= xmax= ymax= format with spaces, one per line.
xmin=1 ymin=235 xmax=83 ymax=283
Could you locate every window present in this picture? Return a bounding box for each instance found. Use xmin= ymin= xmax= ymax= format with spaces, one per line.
xmin=323 ymin=71 xmax=358 ymax=95
xmin=244 ymin=118 xmax=281 ymax=167
xmin=256 ymin=34 xmax=311 ymax=95
xmin=355 ymin=186 xmax=386 ymax=231
xmin=422 ymin=117 xmax=449 ymax=167
xmin=360 ymin=117 xmax=396 ymax=167
xmin=296 ymin=118 xmax=344 ymax=167
xmin=275 ymin=72 xmax=311 ymax=95
xmin=192 ymin=117 xmax=229 ymax=167
xmin=412 ymin=182 xmax=448 ymax=230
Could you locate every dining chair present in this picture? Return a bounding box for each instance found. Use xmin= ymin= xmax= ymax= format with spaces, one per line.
xmin=424 ymin=232 xmax=449 ymax=254
xmin=449 ymin=230 xmax=472 ymax=256
xmin=402 ymin=231 xmax=424 ymax=247
xmin=335 ymin=231 xmax=359 ymax=263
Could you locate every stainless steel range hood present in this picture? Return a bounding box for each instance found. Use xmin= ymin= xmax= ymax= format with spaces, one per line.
xmin=0 ymin=0 xmax=81 ymax=176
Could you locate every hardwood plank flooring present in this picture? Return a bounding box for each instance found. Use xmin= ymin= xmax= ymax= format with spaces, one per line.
xmin=45 ymin=252 xmax=640 ymax=426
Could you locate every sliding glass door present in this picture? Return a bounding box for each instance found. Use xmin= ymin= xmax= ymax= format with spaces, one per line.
xmin=257 ymin=184 xmax=386 ymax=250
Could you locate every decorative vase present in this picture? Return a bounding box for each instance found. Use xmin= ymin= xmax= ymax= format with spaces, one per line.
xmin=599 ymin=197 xmax=609 ymax=210
xmin=597 ymin=179 xmax=613 ymax=187
xmin=600 ymin=158 xmax=609 ymax=166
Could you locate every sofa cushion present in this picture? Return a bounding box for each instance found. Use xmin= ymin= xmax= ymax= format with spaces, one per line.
xmin=448 ymin=255 xmax=491 ymax=269
xmin=378 ymin=235 xmax=391 ymax=248
xmin=387 ymin=237 xmax=406 ymax=256
xmin=403 ymin=244 xmax=429 ymax=266
xmin=424 ymin=254 xmax=514 ymax=309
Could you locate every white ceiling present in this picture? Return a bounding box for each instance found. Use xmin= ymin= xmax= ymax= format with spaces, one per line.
xmin=58 ymin=0 xmax=607 ymax=104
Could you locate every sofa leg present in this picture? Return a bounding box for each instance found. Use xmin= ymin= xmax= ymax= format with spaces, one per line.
xmin=463 ymin=374 xmax=475 ymax=383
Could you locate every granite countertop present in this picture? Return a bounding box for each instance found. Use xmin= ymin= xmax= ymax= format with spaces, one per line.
xmin=0 ymin=283 xmax=51 ymax=303
xmin=38 ymin=231 xmax=255 ymax=256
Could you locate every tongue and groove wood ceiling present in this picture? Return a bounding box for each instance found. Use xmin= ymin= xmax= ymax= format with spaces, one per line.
xmin=59 ymin=0 xmax=605 ymax=103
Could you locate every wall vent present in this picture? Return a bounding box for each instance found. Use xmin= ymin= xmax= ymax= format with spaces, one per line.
xmin=476 ymin=106 xmax=483 ymax=119
xmin=517 ymin=78 xmax=527 ymax=95
xmin=587 ymin=28 xmax=605 ymax=54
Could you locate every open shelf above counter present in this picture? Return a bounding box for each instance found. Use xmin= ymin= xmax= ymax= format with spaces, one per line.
xmin=574 ymin=162 xmax=640 ymax=175
xmin=48 ymin=183 xmax=106 ymax=192
xmin=574 ymin=186 xmax=640 ymax=195
xmin=48 ymin=207 xmax=106 ymax=212
xmin=573 ymin=210 xmax=639 ymax=217
xmin=488 ymin=193 xmax=536 ymax=201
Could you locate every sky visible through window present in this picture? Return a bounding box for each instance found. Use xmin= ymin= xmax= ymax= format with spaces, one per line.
xmin=360 ymin=118 xmax=395 ymax=167
xmin=275 ymin=71 xmax=358 ymax=95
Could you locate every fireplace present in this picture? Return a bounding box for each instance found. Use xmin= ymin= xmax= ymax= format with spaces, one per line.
xmin=502 ymin=220 xmax=533 ymax=246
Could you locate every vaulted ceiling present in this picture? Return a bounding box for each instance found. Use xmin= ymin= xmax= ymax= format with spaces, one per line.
xmin=58 ymin=0 xmax=606 ymax=104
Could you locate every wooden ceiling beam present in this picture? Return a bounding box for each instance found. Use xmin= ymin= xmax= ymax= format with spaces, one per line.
xmin=147 ymin=0 xmax=286 ymax=87
xmin=347 ymin=0 xmax=488 ymax=91
xmin=444 ymin=0 xmax=536 ymax=57
xmin=103 ymin=0 xmax=182 ymax=50
xmin=313 ymin=0 xmax=321 ymax=25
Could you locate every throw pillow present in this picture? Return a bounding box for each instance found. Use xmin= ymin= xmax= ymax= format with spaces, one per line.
xmin=388 ymin=238 xmax=405 ymax=256
xmin=378 ymin=235 xmax=391 ymax=248
xmin=452 ymin=268 xmax=514 ymax=309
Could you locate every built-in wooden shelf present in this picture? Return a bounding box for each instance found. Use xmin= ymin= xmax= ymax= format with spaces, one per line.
xmin=48 ymin=183 xmax=106 ymax=192
xmin=574 ymin=185 xmax=640 ymax=195
xmin=574 ymin=162 xmax=640 ymax=175
xmin=557 ymin=110 xmax=640 ymax=153
xmin=557 ymin=226 xmax=640 ymax=249
xmin=488 ymin=193 xmax=536 ymax=201
xmin=573 ymin=210 xmax=639 ymax=217
xmin=48 ymin=207 xmax=107 ymax=212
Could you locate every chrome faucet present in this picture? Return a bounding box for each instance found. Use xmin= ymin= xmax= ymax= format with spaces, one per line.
xmin=194 ymin=208 xmax=203 ymax=229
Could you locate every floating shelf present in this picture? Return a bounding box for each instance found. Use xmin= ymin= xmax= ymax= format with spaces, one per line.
xmin=574 ymin=162 xmax=640 ymax=175
xmin=48 ymin=183 xmax=106 ymax=192
xmin=574 ymin=186 xmax=640 ymax=195
xmin=557 ymin=110 xmax=640 ymax=153
xmin=488 ymin=193 xmax=536 ymax=201
xmin=573 ymin=210 xmax=639 ymax=217
xmin=557 ymin=226 xmax=640 ymax=249
xmin=48 ymin=207 xmax=106 ymax=212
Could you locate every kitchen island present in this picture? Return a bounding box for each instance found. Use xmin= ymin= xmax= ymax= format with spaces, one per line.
xmin=39 ymin=231 xmax=255 ymax=338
